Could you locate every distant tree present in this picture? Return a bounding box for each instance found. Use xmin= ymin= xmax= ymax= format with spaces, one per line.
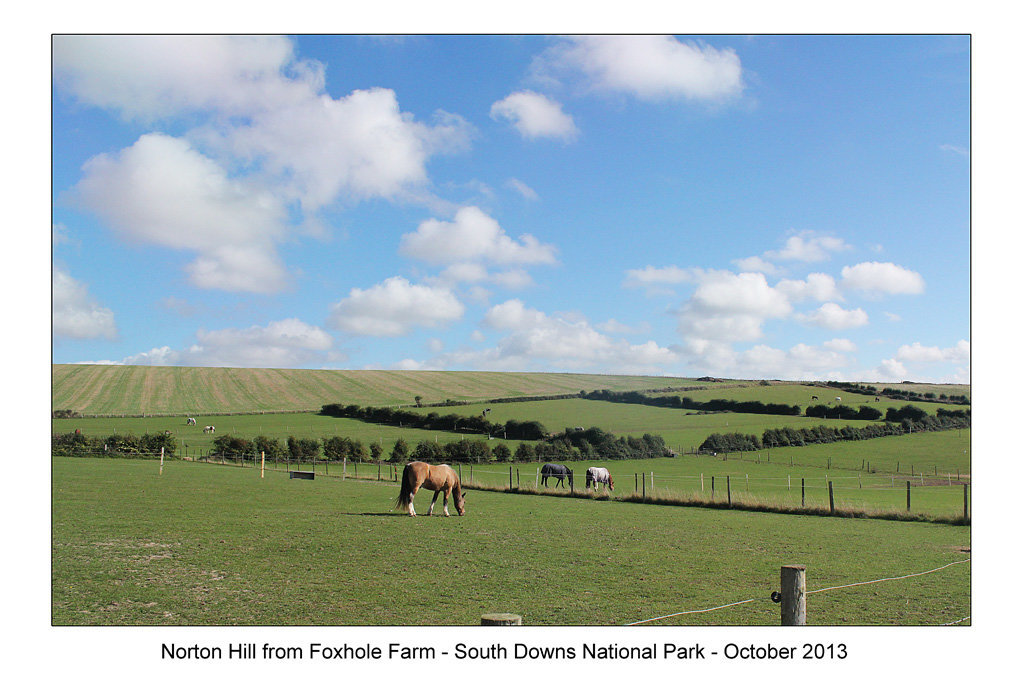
xmin=391 ymin=438 xmax=410 ymax=464
xmin=492 ymin=443 xmax=512 ymax=462
xmin=414 ymin=395 xmax=423 ymax=407
xmin=370 ymin=442 xmax=384 ymax=462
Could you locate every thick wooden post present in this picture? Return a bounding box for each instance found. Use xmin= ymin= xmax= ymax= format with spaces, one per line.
xmin=481 ymin=613 xmax=522 ymax=625
xmin=828 ymin=481 xmax=835 ymax=513
xmin=780 ymin=565 xmax=807 ymax=625
xmin=727 ymin=475 xmax=731 ymax=507
xmin=963 ymin=484 xmax=969 ymax=520
xmin=801 ymin=478 xmax=805 ymax=507
xmin=907 ymin=480 xmax=911 ymax=512
xmin=509 ymin=466 xmax=513 ymax=490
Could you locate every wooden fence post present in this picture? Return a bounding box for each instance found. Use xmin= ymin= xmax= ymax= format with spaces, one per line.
xmin=727 ymin=475 xmax=731 ymax=507
xmin=509 ymin=466 xmax=513 ymax=490
xmin=801 ymin=478 xmax=805 ymax=507
xmin=906 ymin=480 xmax=911 ymax=512
xmin=963 ymin=483 xmax=970 ymax=520
xmin=828 ymin=481 xmax=835 ymax=514
xmin=780 ymin=565 xmax=807 ymax=625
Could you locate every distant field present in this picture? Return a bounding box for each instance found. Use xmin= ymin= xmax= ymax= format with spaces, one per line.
xmin=52 ymin=458 xmax=971 ymax=625
xmin=52 ymin=365 xmax=699 ymax=415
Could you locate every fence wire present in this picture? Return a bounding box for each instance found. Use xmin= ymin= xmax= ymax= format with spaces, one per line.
xmin=623 ymin=557 xmax=970 ymax=626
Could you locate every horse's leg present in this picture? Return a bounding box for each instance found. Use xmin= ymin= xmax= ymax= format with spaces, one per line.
xmin=442 ymin=487 xmax=451 ymax=517
xmin=408 ymin=484 xmax=420 ymax=516
xmin=427 ymin=489 xmax=441 ymax=516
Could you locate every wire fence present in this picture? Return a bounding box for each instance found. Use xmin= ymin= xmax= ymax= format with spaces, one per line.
xmin=623 ymin=557 xmax=971 ymax=626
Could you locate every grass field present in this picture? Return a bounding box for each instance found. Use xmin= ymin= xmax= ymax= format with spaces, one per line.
xmin=52 ymin=395 xmax=971 ymax=519
xmin=52 ymin=365 xmax=699 ymax=415
xmin=52 ymin=458 xmax=971 ymax=626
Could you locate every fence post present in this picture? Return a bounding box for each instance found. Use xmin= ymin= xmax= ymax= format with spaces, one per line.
xmin=780 ymin=565 xmax=807 ymax=625
xmin=261 ymin=451 xmax=265 ymax=479
xmin=509 ymin=466 xmax=513 ymax=490
xmin=727 ymin=476 xmax=731 ymax=507
xmin=906 ymin=480 xmax=911 ymax=512
xmin=159 ymin=447 xmax=164 ymax=475
xmin=801 ymin=478 xmax=805 ymax=507
xmin=963 ymin=483 xmax=969 ymax=520
xmin=828 ymin=481 xmax=835 ymax=514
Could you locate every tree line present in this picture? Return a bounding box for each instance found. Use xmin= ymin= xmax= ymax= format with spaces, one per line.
xmin=581 ymin=389 xmax=803 ymax=416
xmin=52 ymin=427 xmax=671 ymax=464
xmin=52 ymin=430 xmax=177 ymax=457
xmin=320 ymin=402 xmax=549 ymax=440
xmin=698 ymin=409 xmax=971 ymax=453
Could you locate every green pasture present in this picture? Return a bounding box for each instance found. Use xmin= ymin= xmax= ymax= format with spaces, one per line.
xmin=52 ymin=458 xmax=971 ymax=626
xmin=52 ymin=399 xmax=971 ymax=518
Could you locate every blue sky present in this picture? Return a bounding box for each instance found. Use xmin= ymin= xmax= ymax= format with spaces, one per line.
xmin=51 ymin=35 xmax=970 ymax=382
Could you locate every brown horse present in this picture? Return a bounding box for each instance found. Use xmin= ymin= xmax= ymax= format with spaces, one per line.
xmin=395 ymin=461 xmax=467 ymax=517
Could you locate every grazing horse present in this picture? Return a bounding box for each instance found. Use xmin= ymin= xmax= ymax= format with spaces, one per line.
xmin=541 ymin=463 xmax=573 ymax=488
xmin=203 ymin=425 xmax=215 ymax=433
xmin=585 ymin=466 xmax=614 ymax=492
xmin=395 ymin=461 xmax=467 ymax=517
xmin=186 ymin=417 xmax=196 ymax=426
xmin=811 ymin=395 xmax=819 ymax=401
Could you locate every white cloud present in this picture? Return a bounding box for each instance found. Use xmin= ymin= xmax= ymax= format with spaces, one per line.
xmin=895 ymin=340 xmax=970 ymax=364
xmin=623 ymin=265 xmax=701 ymax=292
xmin=797 ymin=302 xmax=869 ymax=330
xmin=328 ymin=276 xmax=464 ymax=337
xmin=823 ymin=338 xmax=857 ymax=353
xmin=732 ymin=255 xmax=782 ymax=275
xmin=536 ymin=35 xmax=744 ymax=102
xmin=225 ymin=87 xmax=473 ymax=209
xmin=506 ymin=178 xmax=539 ymax=201
xmin=776 ymin=273 xmax=841 ymax=303
xmin=52 ymin=35 xmax=314 ymax=121
xmin=117 ymin=319 xmax=333 ymax=368
xmin=491 ymin=91 xmax=579 ymax=141
xmin=765 ymin=233 xmax=851 ymax=262
xmin=74 ymin=133 xmax=291 ymax=293
xmin=400 ymin=206 xmax=557 ymax=266
xmin=55 ymin=35 xmax=476 ymax=290
xmin=424 ymin=299 xmax=681 ymax=373
xmin=876 ymin=358 xmax=908 ymax=381
xmin=52 ymin=267 xmax=117 ymax=340
xmin=841 ymin=262 xmax=925 ymax=296
xmin=940 ymin=144 xmax=969 ymax=158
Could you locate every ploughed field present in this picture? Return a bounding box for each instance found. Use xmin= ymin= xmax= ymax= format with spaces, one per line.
xmin=52 ymin=458 xmax=971 ymax=626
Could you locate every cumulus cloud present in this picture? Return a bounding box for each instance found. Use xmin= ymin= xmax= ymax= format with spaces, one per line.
xmin=623 ymin=265 xmax=701 ymax=294
xmin=491 ymin=91 xmax=579 ymax=141
xmin=535 ymin=35 xmax=744 ymax=102
xmin=400 ymin=206 xmax=557 ymax=266
xmin=52 ymin=266 xmax=117 ymax=340
xmin=776 ymin=273 xmax=841 ymax=303
xmin=225 ymin=87 xmax=473 ymax=209
xmin=841 ymin=262 xmax=925 ymax=296
xmin=328 ymin=277 xmax=464 ymax=337
xmin=74 ymin=133 xmax=291 ymax=293
xmin=796 ymin=302 xmax=869 ymax=330
xmin=469 ymin=300 xmax=679 ymax=372
xmin=55 ymin=35 xmax=475 ymax=292
xmin=676 ymin=271 xmax=792 ymax=344
xmin=765 ymin=233 xmax=851 ymax=262
xmin=895 ymin=340 xmax=970 ymax=364
xmin=114 ymin=319 xmax=333 ymax=368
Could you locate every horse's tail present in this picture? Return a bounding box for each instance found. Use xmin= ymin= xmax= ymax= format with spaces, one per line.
xmin=395 ymin=464 xmax=414 ymax=509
